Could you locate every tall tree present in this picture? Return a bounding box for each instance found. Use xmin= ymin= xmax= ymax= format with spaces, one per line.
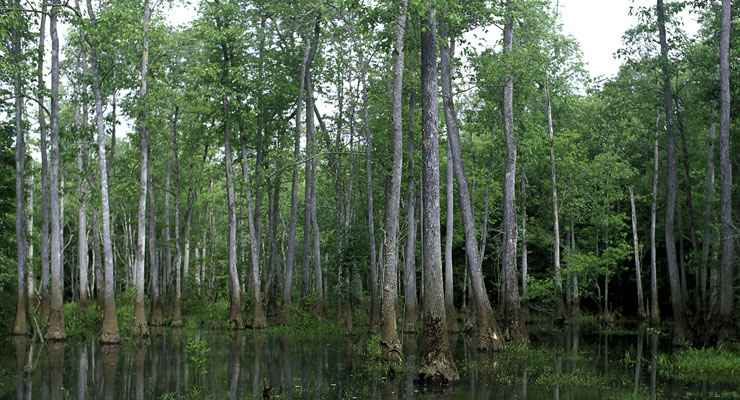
xmin=717 ymin=0 xmax=734 ymax=341
xmin=380 ymin=0 xmax=408 ymax=363
xmin=440 ymin=22 xmax=503 ymax=350
xmin=171 ymin=109 xmax=183 ymax=327
xmin=403 ymin=91 xmax=418 ymax=333
xmin=545 ymin=83 xmax=565 ymax=317
xmin=630 ymin=186 xmax=646 ymax=319
xmin=363 ymin=62 xmax=379 ymax=332
xmin=37 ymin=0 xmax=50 ymax=322
xmin=417 ymin=3 xmax=458 ymax=384
xmin=284 ymin=38 xmax=312 ymax=308
xmin=656 ymin=0 xmax=688 ymax=342
xmin=650 ymin=116 xmax=660 ymax=323
xmin=501 ymin=0 xmax=525 ymax=341
xmin=132 ymin=0 xmax=152 ymax=336
xmin=46 ymin=0 xmax=64 ymax=340
xmin=11 ymin=0 xmax=28 ymax=336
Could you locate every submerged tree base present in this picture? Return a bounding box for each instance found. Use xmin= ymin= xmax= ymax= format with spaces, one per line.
xmin=418 ymin=316 xmax=460 ymax=384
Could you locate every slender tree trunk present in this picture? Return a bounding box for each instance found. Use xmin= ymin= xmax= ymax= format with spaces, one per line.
xmin=403 ymin=92 xmax=419 ymax=334
xmin=417 ymin=5 xmax=458 ymax=383
xmin=630 ymin=187 xmax=646 ymax=319
xmin=85 ymin=0 xmax=119 ymax=343
xmin=700 ymin=124 xmax=716 ymax=315
xmin=148 ymin=173 xmax=163 ymax=326
xmin=240 ymin=134 xmax=267 ymax=328
xmin=46 ymin=0 xmax=65 ymax=340
xmin=76 ymin=103 xmax=89 ymax=309
xmin=307 ymin=75 xmax=324 ymax=309
xmin=444 ymin=140 xmax=457 ymax=332
xmin=501 ymin=3 xmax=524 ymax=341
xmin=439 ymin=26 xmax=504 ymax=349
xmin=11 ymin=0 xmax=28 ymax=336
xmin=27 ymin=175 xmax=35 ymax=304
xmin=223 ymin=94 xmax=242 ymax=329
xmin=717 ymin=0 xmax=734 ymax=341
xmin=380 ymin=0 xmax=408 ymax=362
xmin=521 ymin=168 xmax=528 ymax=316
xmin=132 ymin=0 xmax=152 ymax=336
xmin=650 ymin=115 xmax=660 ymax=323
xmin=363 ymin=64 xmax=379 ymax=332
xmin=37 ymin=2 xmax=50 ymax=322
xmin=170 ymin=108 xmax=184 ymax=327
xmin=657 ymin=0 xmax=688 ymax=343
xmin=545 ymin=84 xmax=565 ymax=317
xmin=284 ymin=38 xmax=312 ymax=307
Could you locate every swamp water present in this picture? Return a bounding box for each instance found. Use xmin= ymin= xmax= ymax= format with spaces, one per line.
xmin=2 ymin=325 xmax=738 ymax=399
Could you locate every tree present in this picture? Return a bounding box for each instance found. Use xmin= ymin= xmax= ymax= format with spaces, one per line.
xmin=132 ymin=0 xmax=152 ymax=336
xmin=629 ymin=186 xmax=646 ymax=319
xmin=656 ymin=0 xmax=688 ymax=343
xmin=10 ymin=0 xmax=27 ymax=337
xmin=380 ymin=0 xmax=408 ymax=363
xmin=417 ymin=3 xmax=459 ymax=384
xmin=717 ymin=0 xmax=733 ymax=341
xmin=403 ymin=91 xmax=418 ymax=333
xmin=46 ymin=0 xmax=64 ymax=341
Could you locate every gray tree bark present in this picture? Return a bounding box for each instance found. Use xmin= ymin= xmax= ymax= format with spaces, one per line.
xmin=501 ymin=4 xmax=525 ymax=341
xmin=170 ymin=108 xmax=184 ymax=327
xmin=657 ymin=0 xmax=688 ymax=342
xmin=12 ymin=0 xmax=28 ymax=336
xmin=650 ymin=116 xmax=660 ymax=323
xmin=403 ymin=92 xmax=418 ymax=334
xmin=439 ymin=27 xmax=503 ymax=349
xmin=444 ymin=140 xmax=457 ymax=332
xmin=148 ymin=172 xmax=164 ymax=325
xmin=37 ymin=1 xmax=50 ymax=322
xmin=717 ymin=0 xmax=734 ymax=341
xmin=630 ymin=187 xmax=646 ymax=319
xmin=545 ymin=84 xmax=565 ymax=317
xmin=417 ymin=4 xmax=459 ymax=384
xmin=362 ymin=63 xmax=379 ymax=332
xmin=701 ymin=124 xmax=716 ymax=314
xmin=240 ymin=133 xmax=267 ymax=328
xmin=76 ymin=99 xmax=89 ymax=309
xmin=132 ymin=0 xmax=152 ymax=336
xmin=46 ymin=0 xmax=65 ymax=340
xmin=380 ymin=0 xmax=408 ymax=362
xmin=284 ymin=38 xmax=312 ymax=307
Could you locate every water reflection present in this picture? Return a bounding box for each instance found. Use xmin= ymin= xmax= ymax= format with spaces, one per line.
xmin=5 ymin=325 xmax=739 ymax=399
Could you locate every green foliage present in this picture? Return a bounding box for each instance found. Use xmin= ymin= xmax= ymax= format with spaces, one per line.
xmin=186 ymin=336 xmax=210 ymax=374
xmin=365 ymin=334 xmax=382 ymax=359
xmin=63 ymin=302 xmax=101 ymax=338
xmin=658 ymin=348 xmax=740 ymax=383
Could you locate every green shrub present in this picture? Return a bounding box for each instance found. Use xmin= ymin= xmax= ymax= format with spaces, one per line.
xmin=64 ymin=302 xmax=101 ymax=338
xmin=658 ymin=348 xmax=740 ymax=383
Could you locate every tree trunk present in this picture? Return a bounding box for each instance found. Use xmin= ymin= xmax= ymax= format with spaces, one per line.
xmin=132 ymin=0 xmax=152 ymax=336
xmin=76 ymin=101 xmax=89 ymax=309
xmin=170 ymin=108 xmax=184 ymax=327
xmin=11 ymin=0 xmax=28 ymax=337
xmin=380 ymin=0 xmax=407 ymax=362
xmin=284 ymin=38 xmax=312 ymax=307
xmin=717 ymin=0 xmax=734 ymax=341
xmin=701 ymin=124 xmax=716 ymax=315
xmin=417 ymin=5 xmax=459 ymax=384
xmin=403 ymin=91 xmax=418 ymax=334
xmin=545 ymin=84 xmax=565 ymax=317
xmin=439 ymin=24 xmax=504 ymax=350
xmin=37 ymin=2 xmax=50 ymax=322
xmin=657 ymin=0 xmax=688 ymax=343
xmin=223 ymin=94 xmax=242 ymax=329
xmin=363 ymin=63 xmax=379 ymax=332
xmin=650 ymin=115 xmax=660 ymax=324
xmin=501 ymin=4 xmax=525 ymax=341
xmin=444 ymin=140 xmax=457 ymax=332
xmin=148 ymin=172 xmax=164 ymax=326
xmin=307 ymin=72 xmax=324 ymax=309
xmin=521 ymin=168 xmax=528 ymax=316
xmin=630 ymin=187 xmax=646 ymax=319
xmin=240 ymin=133 xmax=267 ymax=329
xmin=46 ymin=0 xmax=65 ymax=340
xmin=26 ymin=175 xmax=35 ymax=304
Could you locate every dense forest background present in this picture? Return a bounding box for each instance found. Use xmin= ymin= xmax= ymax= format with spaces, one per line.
xmin=0 ymin=0 xmax=737 ymax=374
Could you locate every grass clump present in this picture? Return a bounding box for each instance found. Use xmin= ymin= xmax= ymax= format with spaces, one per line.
xmin=63 ymin=302 xmax=101 ymax=338
xmin=658 ymin=348 xmax=740 ymax=383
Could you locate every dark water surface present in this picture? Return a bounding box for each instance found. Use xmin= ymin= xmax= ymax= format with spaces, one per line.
xmin=2 ymin=325 xmax=738 ymax=399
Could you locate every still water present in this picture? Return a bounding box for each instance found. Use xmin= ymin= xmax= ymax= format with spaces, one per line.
xmin=2 ymin=325 xmax=738 ymax=399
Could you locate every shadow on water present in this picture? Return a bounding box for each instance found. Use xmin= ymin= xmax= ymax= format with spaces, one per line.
xmin=3 ymin=323 xmax=740 ymax=399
